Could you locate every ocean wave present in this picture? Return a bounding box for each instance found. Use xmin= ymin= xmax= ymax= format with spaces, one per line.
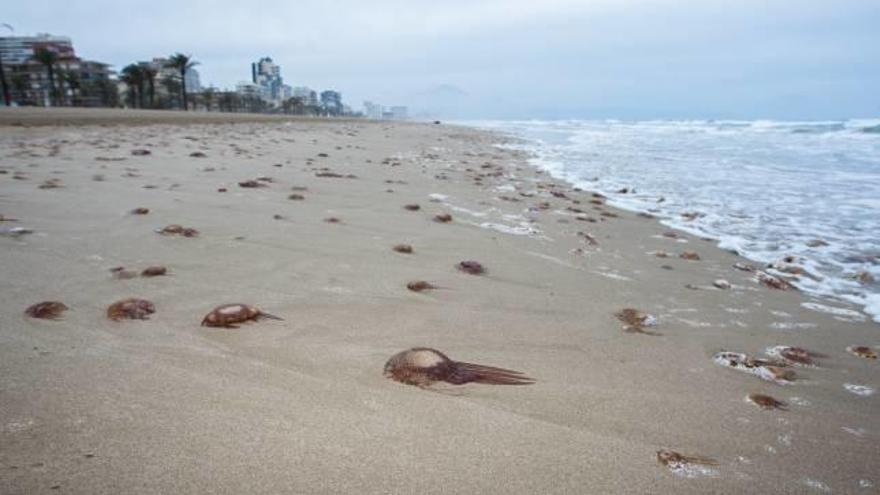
xmin=469 ymin=119 xmax=880 ymax=323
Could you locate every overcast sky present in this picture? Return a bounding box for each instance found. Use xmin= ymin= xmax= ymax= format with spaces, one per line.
xmin=5 ymin=0 xmax=879 ymax=119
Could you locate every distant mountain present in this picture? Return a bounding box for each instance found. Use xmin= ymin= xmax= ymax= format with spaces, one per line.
xmin=409 ymin=84 xmax=475 ymax=119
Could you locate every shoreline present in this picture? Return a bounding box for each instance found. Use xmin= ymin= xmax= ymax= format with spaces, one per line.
xmin=1 ymin=109 xmax=877 ymax=494
xmin=474 ymin=120 xmax=880 ymax=325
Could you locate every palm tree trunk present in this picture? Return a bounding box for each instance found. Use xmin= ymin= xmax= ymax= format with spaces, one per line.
xmin=0 ymin=57 xmax=11 ymax=106
xmin=46 ymin=64 xmax=56 ymax=107
xmin=180 ymin=68 xmax=188 ymax=110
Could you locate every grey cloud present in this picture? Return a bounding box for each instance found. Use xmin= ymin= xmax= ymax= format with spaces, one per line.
xmin=4 ymin=0 xmax=878 ymax=118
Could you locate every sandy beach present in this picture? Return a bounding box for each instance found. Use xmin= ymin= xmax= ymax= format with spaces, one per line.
xmin=1 ymin=107 xmax=878 ymax=494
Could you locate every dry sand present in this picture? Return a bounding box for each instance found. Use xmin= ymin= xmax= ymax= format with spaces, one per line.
xmin=1 ymin=107 xmax=878 ymax=494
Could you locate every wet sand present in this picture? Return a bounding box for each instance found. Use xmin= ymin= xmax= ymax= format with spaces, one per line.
xmin=1 ymin=108 xmax=878 ymax=494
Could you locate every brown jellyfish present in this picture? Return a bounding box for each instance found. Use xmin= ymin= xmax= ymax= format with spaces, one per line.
xmin=383 ymin=348 xmax=534 ymax=387
xmin=403 ymin=204 xmax=421 ymax=211
xmin=680 ymin=251 xmax=701 ymax=261
xmin=131 ymin=207 xmax=150 ymax=215
xmin=846 ymin=346 xmax=878 ymax=359
xmin=747 ymin=393 xmax=788 ymax=410
xmin=733 ymin=262 xmax=757 ymax=272
xmin=131 ymin=149 xmax=151 ymax=156
xmin=288 ymin=194 xmax=305 ymax=200
xmin=238 ymin=180 xmax=266 ymax=188
xmin=713 ymin=351 xmax=795 ymax=384
xmin=324 ymin=217 xmax=341 ymax=223
xmin=762 ymin=365 xmax=796 ymax=383
xmin=656 ymin=449 xmax=718 ymax=473
xmin=200 ymin=303 xmax=282 ymax=328
xmin=107 ymin=298 xmax=155 ymax=320
xmin=189 ymin=151 xmax=207 ymax=158
xmin=393 ymin=244 xmax=413 ymax=254
xmin=774 ymin=346 xmax=821 ymax=366
xmin=110 ymin=266 xmax=137 ymax=279
xmin=39 ymin=178 xmax=63 ymax=189
xmin=407 ymin=281 xmax=440 ymax=292
xmin=615 ymin=308 xmax=659 ymax=335
xmin=433 ymin=213 xmax=453 ymax=223
xmin=457 ymin=260 xmax=485 ymax=275
xmin=757 ymin=271 xmax=791 ymax=290
xmin=158 ymin=225 xmax=199 ymax=237
xmin=25 ymin=301 xmax=69 ymax=320
xmin=141 ymin=266 xmax=167 ymax=277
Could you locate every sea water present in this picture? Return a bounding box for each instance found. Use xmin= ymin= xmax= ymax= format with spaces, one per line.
xmin=470 ymin=119 xmax=880 ymax=323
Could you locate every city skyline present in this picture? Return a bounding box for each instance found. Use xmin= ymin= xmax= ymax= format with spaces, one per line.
xmin=4 ymin=0 xmax=879 ymax=119
xmin=0 ymin=31 xmax=413 ymax=117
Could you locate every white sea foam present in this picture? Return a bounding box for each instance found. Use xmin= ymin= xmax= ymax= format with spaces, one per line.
xmin=803 ymin=479 xmax=832 ymax=493
xmin=841 ymin=426 xmax=866 ymax=437
xmin=844 ymin=384 xmax=875 ymax=397
xmin=713 ymin=351 xmax=792 ymax=384
xmin=593 ymin=271 xmax=631 ymax=281
xmin=467 ymin=221 xmax=545 ymax=238
xmin=666 ymin=462 xmax=718 ymax=479
xmin=470 ymin=119 xmax=880 ymax=324
xmin=801 ymin=302 xmax=866 ymax=322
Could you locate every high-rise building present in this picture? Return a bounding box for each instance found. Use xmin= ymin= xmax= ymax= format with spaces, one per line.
xmin=363 ymin=101 xmax=383 ymax=119
xmin=390 ymin=106 xmax=408 ymax=120
xmin=320 ymin=90 xmax=342 ymax=116
xmin=0 ymin=33 xmax=73 ymax=64
xmin=1 ymin=33 xmax=113 ymax=107
xmin=251 ymin=56 xmax=283 ymax=103
xmin=236 ymin=81 xmax=264 ymax=99
xmin=363 ymin=102 xmax=407 ymax=120
xmin=184 ymin=68 xmax=201 ymax=93
xmin=293 ymin=87 xmax=318 ymax=106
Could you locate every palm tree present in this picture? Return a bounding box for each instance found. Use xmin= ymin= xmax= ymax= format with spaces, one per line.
xmin=33 ymin=47 xmax=59 ymax=106
xmin=283 ymin=96 xmax=306 ymax=115
xmin=165 ymin=53 xmax=198 ymax=110
xmin=141 ymin=66 xmax=157 ymax=108
xmin=0 ymin=23 xmax=13 ymax=106
xmin=11 ymin=73 xmax=30 ymax=105
xmin=218 ymin=91 xmax=240 ymax=112
xmin=94 ymin=79 xmax=118 ymax=108
xmin=62 ymin=69 xmax=81 ymax=106
xmin=0 ymin=52 xmax=10 ymax=106
xmin=201 ymin=87 xmax=215 ymax=111
xmin=160 ymin=75 xmax=181 ymax=108
xmin=120 ymin=64 xmax=145 ymax=108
